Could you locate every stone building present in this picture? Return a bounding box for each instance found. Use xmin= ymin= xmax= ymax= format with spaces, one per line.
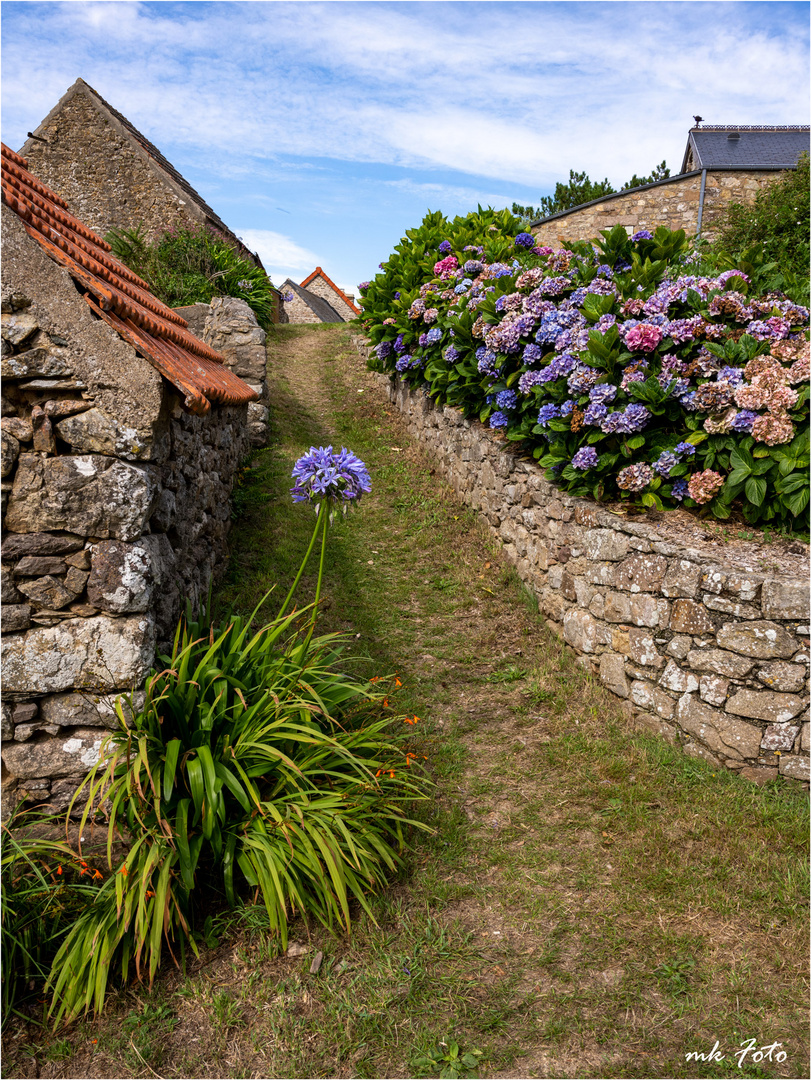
xmin=0 ymin=143 xmax=262 ymax=813
xmin=531 ymin=124 xmax=809 ymax=246
xmin=279 ymin=268 xmax=360 ymax=324
xmin=19 ymin=77 xmax=265 ymax=270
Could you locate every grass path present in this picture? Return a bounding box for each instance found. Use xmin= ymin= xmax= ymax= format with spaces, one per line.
xmin=5 ymin=324 xmax=808 ymax=1080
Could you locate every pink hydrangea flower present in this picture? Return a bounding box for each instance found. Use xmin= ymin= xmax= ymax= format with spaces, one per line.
xmin=751 ymin=414 xmax=794 ymax=445
xmin=687 ymin=470 xmax=725 ymax=504
xmin=788 ymin=356 xmax=810 ymax=384
xmin=625 ymin=323 xmax=663 ymax=353
xmin=433 ymin=255 xmax=459 ymax=277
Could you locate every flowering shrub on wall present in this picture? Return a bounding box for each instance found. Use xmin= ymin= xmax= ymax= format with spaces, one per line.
xmin=360 ymin=213 xmax=809 ymax=528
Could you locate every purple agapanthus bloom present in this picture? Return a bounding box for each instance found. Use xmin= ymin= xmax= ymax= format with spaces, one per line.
xmin=572 ymin=446 xmax=599 ymax=470
xmin=515 ymin=232 xmax=535 ymax=248
xmin=489 ymin=411 xmax=509 ymax=428
xmin=631 ymin=230 xmax=654 ymax=242
xmin=496 ymin=390 xmax=518 ymax=410
xmin=674 ymin=442 xmax=696 ymax=456
xmin=537 ymin=404 xmax=561 ymax=427
xmin=291 ymin=446 xmax=371 ymax=505
xmin=671 ymin=478 xmax=689 ymax=501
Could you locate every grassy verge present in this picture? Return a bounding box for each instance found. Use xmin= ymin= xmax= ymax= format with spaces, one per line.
xmin=3 ymin=324 xmax=807 ymax=1080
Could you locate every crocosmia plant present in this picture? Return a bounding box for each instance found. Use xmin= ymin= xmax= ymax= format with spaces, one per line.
xmin=360 ymin=213 xmax=809 ymax=528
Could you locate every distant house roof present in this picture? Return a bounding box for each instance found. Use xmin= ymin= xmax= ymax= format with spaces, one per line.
xmin=281 ymin=279 xmax=344 ymax=322
xmin=1 ymin=142 xmax=257 ymax=416
xmin=300 ymin=266 xmax=361 ymax=316
xmin=681 ymin=125 xmax=810 ymax=172
xmin=21 ymin=78 xmax=265 ymax=271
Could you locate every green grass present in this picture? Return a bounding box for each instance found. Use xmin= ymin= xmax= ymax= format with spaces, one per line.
xmin=2 ymin=324 xmax=807 ymax=1080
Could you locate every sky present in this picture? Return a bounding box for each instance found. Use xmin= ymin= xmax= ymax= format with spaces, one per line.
xmin=2 ymin=1 xmax=809 ymax=298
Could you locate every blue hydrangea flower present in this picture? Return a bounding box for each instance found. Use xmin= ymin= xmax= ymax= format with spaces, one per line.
xmin=560 ymin=400 xmax=575 ymax=416
xmin=572 ymin=446 xmax=599 ymax=470
xmin=674 ymin=442 xmax=696 ymax=456
xmin=438 ymin=240 xmax=452 ymax=254
xmin=496 ymin=390 xmax=518 ymax=410
xmin=515 ymin=232 xmax=535 ymax=248
xmin=445 ymin=345 xmax=460 ymax=363
xmin=374 ymin=341 xmax=393 ymax=359
xmin=464 ymin=259 xmax=484 ymax=274
xmin=589 ymin=383 xmax=617 ymax=405
xmin=522 ymin=343 xmax=542 ymax=363
xmin=395 ymin=355 xmax=413 ymax=372
xmin=426 ymin=327 xmax=442 ymax=344
xmin=394 ymin=334 xmax=406 ymax=353
xmin=631 ymin=230 xmax=654 ymax=242
xmin=537 ymin=404 xmax=561 ymax=427
xmin=291 ymin=446 xmax=371 ymax=505
xmin=583 ymin=402 xmax=608 ymax=426
xmin=489 ymin=411 xmax=509 ymax=428
xmin=653 ymin=452 xmax=679 ymax=477
xmin=624 ymin=403 xmax=651 ymax=431
xmin=718 ymin=366 xmax=745 ymax=385
xmin=476 ymin=347 xmax=499 ymax=374
xmin=671 ymin=478 xmax=689 ymax=501
xmin=730 ymin=410 xmax=759 ymax=432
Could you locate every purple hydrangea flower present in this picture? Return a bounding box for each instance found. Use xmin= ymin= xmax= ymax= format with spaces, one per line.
xmin=518 ymin=370 xmax=545 ymax=394
xmin=464 ymin=259 xmax=484 ymax=274
xmin=624 ymin=403 xmax=651 ymax=431
xmin=426 ymin=327 xmax=442 ymax=344
xmin=496 ymin=390 xmax=518 ymax=410
xmin=537 ymin=403 xmax=561 ymax=427
xmin=560 ymin=400 xmax=575 ymax=416
xmin=589 ymin=383 xmax=617 ymax=405
xmin=671 ymin=478 xmax=689 ymax=501
xmin=718 ymin=366 xmax=745 ymax=385
xmin=730 ymin=410 xmax=759 ymax=432
xmin=394 ymin=334 xmax=406 ymax=353
xmin=291 ymin=446 xmax=371 ymax=505
xmin=522 ymin=343 xmax=542 ymax=363
xmin=374 ymin=341 xmax=393 ymax=359
xmin=476 ymin=347 xmax=499 ymax=374
xmin=653 ymin=452 xmax=679 ymax=477
xmin=438 ymin=240 xmax=453 ymax=254
xmin=572 ymin=446 xmax=599 ymax=470
xmin=444 ymin=345 xmax=460 ymax=363
xmin=583 ymin=402 xmax=608 ymax=426
xmin=489 ymin=411 xmax=509 ymax=428
xmin=675 ymin=442 xmax=696 ymax=456
xmin=515 ymin=232 xmax=535 ymax=248
xmin=395 ymin=356 xmax=411 ymax=373
xmin=631 ymin=230 xmax=654 ymax=242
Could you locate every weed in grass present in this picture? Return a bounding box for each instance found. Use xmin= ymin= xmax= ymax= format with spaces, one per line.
xmin=412 ymin=1037 xmax=484 ymax=1079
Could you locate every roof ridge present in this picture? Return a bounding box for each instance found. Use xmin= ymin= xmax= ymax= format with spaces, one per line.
xmin=299 ymin=266 xmax=360 ymax=315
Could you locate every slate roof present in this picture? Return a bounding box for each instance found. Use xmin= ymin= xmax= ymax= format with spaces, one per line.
xmin=281 ymin=279 xmax=344 ymax=322
xmin=22 ymin=79 xmax=265 ymax=271
xmin=300 ymin=267 xmax=361 ymax=316
xmin=681 ymin=126 xmax=810 ymax=172
xmin=1 ymin=142 xmax=258 ymax=416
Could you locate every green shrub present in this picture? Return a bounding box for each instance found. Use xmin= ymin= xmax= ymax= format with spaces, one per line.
xmin=106 ymin=223 xmax=277 ymax=327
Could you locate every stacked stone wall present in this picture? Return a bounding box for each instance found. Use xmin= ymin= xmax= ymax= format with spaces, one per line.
xmin=303 ymin=277 xmax=356 ymax=321
xmin=279 ymin=291 xmax=323 ymax=325
xmin=353 ymin=339 xmax=809 ymax=784
xmin=1 ymin=206 xmax=255 ymax=813
xmin=531 ymin=171 xmax=781 ymax=247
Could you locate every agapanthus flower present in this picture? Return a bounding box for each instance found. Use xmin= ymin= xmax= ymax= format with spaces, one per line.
xmin=291 ymin=446 xmax=371 ymax=505
xmin=617 ymin=463 xmax=653 ymax=492
xmin=572 ymin=446 xmax=599 ymax=470
xmin=631 ymin=230 xmax=654 ymax=241
xmin=496 ymin=390 xmax=518 ymax=410
xmin=687 ymin=470 xmax=725 ymax=504
xmin=489 ymin=411 xmax=509 ymax=429
xmin=515 ymin=232 xmax=535 ymax=248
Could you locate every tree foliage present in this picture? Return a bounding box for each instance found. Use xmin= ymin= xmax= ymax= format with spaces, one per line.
xmin=512 ymin=160 xmax=671 ymax=224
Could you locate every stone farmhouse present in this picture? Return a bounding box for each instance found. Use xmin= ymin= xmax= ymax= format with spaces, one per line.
xmin=19 ymin=78 xmax=269 ymax=277
xmin=0 ymin=143 xmax=268 ymax=813
xmin=280 ymin=268 xmax=361 ymax=324
xmin=531 ymin=124 xmax=810 ymax=246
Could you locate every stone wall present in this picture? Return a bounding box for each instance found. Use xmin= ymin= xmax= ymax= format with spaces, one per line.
xmin=531 ymin=171 xmax=781 ymax=247
xmin=1 ymin=205 xmax=254 ymax=813
xmin=279 ymin=291 xmax=323 ymax=325
xmin=353 ymin=340 xmax=809 ymax=784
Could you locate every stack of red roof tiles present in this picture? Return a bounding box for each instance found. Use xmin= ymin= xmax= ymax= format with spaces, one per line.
xmin=1 ymin=143 xmax=258 ymax=416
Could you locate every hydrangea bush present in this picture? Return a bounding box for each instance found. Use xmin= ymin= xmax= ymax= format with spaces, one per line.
xmin=360 ymin=213 xmax=809 ymax=528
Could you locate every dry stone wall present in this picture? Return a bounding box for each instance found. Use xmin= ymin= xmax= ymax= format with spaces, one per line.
xmin=531 ymin=171 xmax=780 ymax=247
xmin=303 ymin=277 xmax=357 ymax=321
xmin=353 ymin=339 xmax=809 ymax=784
xmin=1 ymin=206 xmax=256 ymax=813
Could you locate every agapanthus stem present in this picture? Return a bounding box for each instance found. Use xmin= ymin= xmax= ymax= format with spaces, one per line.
xmin=277 ymin=501 xmax=327 ymax=621
xmin=301 ymin=498 xmax=330 ymax=656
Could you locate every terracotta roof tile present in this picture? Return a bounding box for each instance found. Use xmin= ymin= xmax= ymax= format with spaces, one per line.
xmin=300 ymin=266 xmax=360 ymax=316
xmin=1 ymin=143 xmax=258 ymax=416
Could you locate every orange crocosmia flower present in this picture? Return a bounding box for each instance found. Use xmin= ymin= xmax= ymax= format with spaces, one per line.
xmin=383 ymin=698 xmax=389 ymax=707
xmin=388 ymin=770 xmax=395 ymax=779
xmin=92 ymin=870 xmax=103 ymax=881
xmin=56 ymin=866 xmax=62 ymax=875
xmin=395 ymin=677 xmax=402 ymax=687
xmin=369 ymin=676 xmax=380 ymax=684
xmin=118 ymin=865 xmax=129 ymax=877
xmin=375 ymin=768 xmax=383 ymax=777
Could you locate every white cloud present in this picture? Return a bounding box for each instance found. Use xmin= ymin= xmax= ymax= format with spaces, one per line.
xmin=235 ymin=228 xmax=320 ymax=282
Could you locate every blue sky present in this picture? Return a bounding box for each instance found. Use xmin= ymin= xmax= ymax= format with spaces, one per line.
xmin=2 ymin=1 xmax=809 ymax=297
